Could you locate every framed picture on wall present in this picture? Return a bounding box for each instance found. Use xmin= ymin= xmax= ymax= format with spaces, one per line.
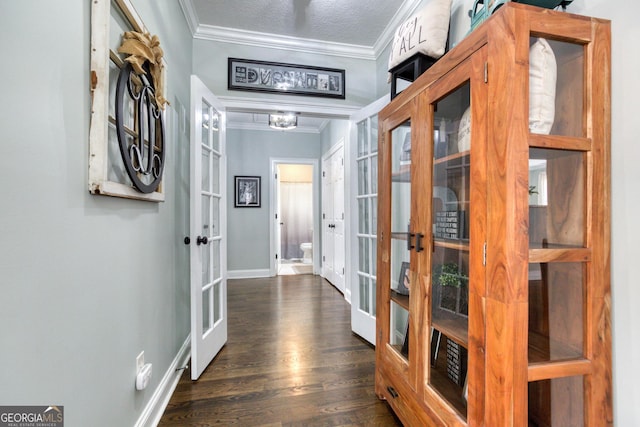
xmin=228 ymin=58 xmax=345 ymax=99
xmin=235 ymin=176 xmax=261 ymax=208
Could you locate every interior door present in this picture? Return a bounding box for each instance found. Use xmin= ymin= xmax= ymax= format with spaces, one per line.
xmin=275 ymin=167 xmax=282 ymax=273
xmin=350 ymin=96 xmax=387 ymax=345
xmin=189 ymin=75 xmax=227 ymax=380
xmin=321 ymin=157 xmax=334 ymax=282
xmin=322 ymin=143 xmax=345 ymax=292
xmin=332 ymin=145 xmax=345 ymax=291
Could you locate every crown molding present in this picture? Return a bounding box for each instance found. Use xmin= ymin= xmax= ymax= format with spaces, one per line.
xmin=194 ymin=25 xmax=376 ymax=60
xmin=177 ymin=0 xmax=198 ymax=35
xmin=179 ymin=0 xmax=422 ymax=61
xmin=373 ymin=0 xmax=423 ymax=58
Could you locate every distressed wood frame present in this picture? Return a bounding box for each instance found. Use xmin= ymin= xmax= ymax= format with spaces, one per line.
xmin=89 ymin=0 xmax=166 ymax=202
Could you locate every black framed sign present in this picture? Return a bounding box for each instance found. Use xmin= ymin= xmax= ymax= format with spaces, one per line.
xmin=228 ymin=58 xmax=345 ymax=99
xmin=235 ymin=176 xmax=261 ymax=208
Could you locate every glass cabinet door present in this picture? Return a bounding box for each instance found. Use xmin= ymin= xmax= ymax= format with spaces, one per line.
xmin=527 ymin=37 xmax=589 ymax=426
xmin=388 ymin=119 xmax=412 ymax=360
xmin=429 ymin=82 xmax=471 ymax=418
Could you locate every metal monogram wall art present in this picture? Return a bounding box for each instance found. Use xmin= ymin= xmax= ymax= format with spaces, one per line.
xmin=114 ymin=32 xmax=166 ymax=194
xmin=89 ymin=0 xmax=167 ymax=201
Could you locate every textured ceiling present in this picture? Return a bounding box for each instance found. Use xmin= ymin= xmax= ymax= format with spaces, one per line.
xmin=190 ymin=0 xmax=406 ymax=46
xmin=183 ymin=0 xmax=418 ymax=131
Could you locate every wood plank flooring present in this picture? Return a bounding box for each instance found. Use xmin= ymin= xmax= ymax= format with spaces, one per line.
xmin=159 ymin=275 xmax=401 ymax=426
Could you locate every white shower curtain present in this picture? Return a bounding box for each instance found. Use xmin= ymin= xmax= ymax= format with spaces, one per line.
xmin=280 ymin=182 xmax=313 ymax=260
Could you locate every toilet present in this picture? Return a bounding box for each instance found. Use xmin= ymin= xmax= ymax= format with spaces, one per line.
xmin=300 ymin=242 xmax=313 ymax=264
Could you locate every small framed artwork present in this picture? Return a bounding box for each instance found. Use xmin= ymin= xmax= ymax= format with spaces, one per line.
xmin=235 ymin=176 xmax=261 ymax=208
xmin=396 ymin=261 xmax=410 ymax=295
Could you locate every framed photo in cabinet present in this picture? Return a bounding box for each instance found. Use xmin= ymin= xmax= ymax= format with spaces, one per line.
xmin=396 ymin=262 xmax=410 ymax=295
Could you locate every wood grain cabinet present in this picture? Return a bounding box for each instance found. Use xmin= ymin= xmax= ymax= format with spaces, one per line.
xmin=375 ymin=4 xmax=611 ymax=426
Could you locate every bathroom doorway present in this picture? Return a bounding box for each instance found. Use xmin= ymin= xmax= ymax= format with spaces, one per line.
xmin=270 ymin=159 xmax=319 ymax=276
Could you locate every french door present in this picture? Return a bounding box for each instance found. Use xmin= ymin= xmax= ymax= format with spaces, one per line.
xmin=189 ymin=75 xmax=227 ymax=380
xmin=350 ymin=96 xmax=388 ymax=345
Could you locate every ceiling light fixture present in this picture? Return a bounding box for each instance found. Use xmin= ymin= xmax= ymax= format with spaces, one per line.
xmin=269 ymin=113 xmax=298 ymax=130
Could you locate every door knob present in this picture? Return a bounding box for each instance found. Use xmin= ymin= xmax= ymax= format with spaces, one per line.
xmin=196 ymin=235 xmax=208 ymax=245
xmin=184 ymin=237 xmax=191 ymax=245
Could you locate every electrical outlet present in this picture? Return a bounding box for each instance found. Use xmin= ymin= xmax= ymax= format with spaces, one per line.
xmin=136 ymin=351 xmax=145 ymax=373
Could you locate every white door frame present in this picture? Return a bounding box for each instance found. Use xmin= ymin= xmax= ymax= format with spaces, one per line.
xmin=269 ymin=158 xmax=320 ymax=276
xmin=349 ymin=94 xmax=388 ymax=345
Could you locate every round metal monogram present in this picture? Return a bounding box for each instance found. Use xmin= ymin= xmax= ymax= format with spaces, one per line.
xmin=114 ymin=62 xmax=165 ymax=194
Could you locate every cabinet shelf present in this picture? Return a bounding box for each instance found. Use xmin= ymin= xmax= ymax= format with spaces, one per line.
xmin=429 ymin=361 xmax=467 ymax=417
xmin=391 ymin=232 xmax=409 ymax=241
xmin=434 ymin=239 xmax=469 ymax=251
xmin=528 ymin=247 xmax=591 ymax=263
xmin=528 ymin=331 xmax=583 ymax=364
xmin=390 ymin=290 xmax=410 ymax=311
xmin=435 ymin=150 xmax=470 ymax=165
xmin=432 ymin=312 xmax=468 ymax=348
xmin=528 ymin=133 xmax=591 ymax=151
xmin=392 ymin=165 xmax=411 ymax=182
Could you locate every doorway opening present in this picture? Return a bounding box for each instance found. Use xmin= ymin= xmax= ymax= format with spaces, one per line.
xmin=271 ymin=161 xmax=318 ymax=276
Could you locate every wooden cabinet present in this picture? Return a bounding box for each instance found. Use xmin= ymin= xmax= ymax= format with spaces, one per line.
xmin=375 ymin=4 xmax=611 ymax=426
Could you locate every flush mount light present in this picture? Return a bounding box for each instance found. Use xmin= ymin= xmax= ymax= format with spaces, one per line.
xmin=269 ymin=113 xmax=298 ymax=130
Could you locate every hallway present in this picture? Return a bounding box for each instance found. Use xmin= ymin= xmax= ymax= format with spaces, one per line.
xmin=159 ymin=275 xmax=401 ymax=426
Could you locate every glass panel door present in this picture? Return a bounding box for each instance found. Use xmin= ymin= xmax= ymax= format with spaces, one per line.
xmin=429 ymin=82 xmax=471 ymax=418
xmin=356 ymin=115 xmax=378 ymax=326
xmin=351 ymin=95 xmax=386 ymax=345
xmin=389 ymin=119 xmax=412 ymax=359
xmin=190 ymin=76 xmax=227 ymax=380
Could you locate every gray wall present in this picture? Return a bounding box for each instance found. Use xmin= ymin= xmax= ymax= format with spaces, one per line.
xmin=0 ymin=0 xmax=638 ymax=425
xmin=0 ymin=1 xmax=193 ymax=426
xmin=226 ymin=129 xmax=322 ymax=272
xmin=321 ymin=119 xmax=351 ymax=155
xmin=193 ymin=39 xmax=378 ymax=108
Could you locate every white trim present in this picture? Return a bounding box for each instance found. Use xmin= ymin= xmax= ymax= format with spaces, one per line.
xmin=227 ymin=269 xmax=272 ymax=279
xmin=269 ymin=158 xmax=321 ymax=277
xmin=195 ymin=25 xmax=376 ymax=60
xmin=227 ymin=120 xmax=326 ymax=134
xmin=372 ymin=0 xmax=424 ymax=58
xmin=350 ymin=94 xmax=389 ymax=124
xmin=220 ymin=95 xmax=361 ymax=119
xmin=177 ymin=0 xmax=198 ymax=35
xmin=178 ymin=0 xmax=423 ymax=61
xmin=135 ymin=336 xmax=190 ymax=427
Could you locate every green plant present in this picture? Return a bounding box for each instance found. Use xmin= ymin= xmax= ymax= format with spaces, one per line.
xmin=435 ymin=263 xmax=467 ymax=287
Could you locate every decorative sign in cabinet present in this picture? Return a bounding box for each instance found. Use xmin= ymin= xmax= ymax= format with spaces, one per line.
xmin=375 ymin=3 xmax=611 ymax=426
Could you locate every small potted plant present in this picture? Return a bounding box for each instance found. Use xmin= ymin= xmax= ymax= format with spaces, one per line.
xmin=434 ymin=263 xmax=469 ymax=316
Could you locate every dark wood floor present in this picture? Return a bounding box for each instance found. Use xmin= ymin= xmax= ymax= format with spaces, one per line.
xmin=159 ymin=275 xmax=402 ymax=427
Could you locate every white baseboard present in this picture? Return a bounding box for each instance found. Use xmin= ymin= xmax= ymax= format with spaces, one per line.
xmin=227 ymin=269 xmax=272 ymax=279
xmin=344 ymin=288 xmax=352 ymax=304
xmin=135 ymin=336 xmax=191 ymax=427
